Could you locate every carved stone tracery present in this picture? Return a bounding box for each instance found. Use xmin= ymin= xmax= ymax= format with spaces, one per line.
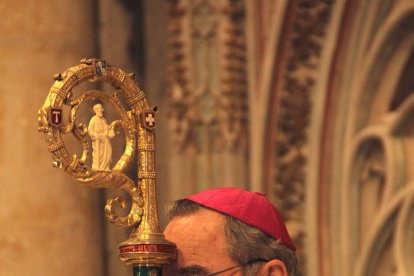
xmin=270 ymin=0 xmax=334 ymax=273
xmin=167 ymin=0 xmax=248 ymax=152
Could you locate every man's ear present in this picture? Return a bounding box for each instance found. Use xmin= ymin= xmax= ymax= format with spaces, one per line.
xmin=261 ymin=259 xmax=288 ymax=276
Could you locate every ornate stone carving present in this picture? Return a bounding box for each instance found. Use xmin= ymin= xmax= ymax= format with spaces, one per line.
xmin=167 ymin=0 xmax=248 ymax=151
xmin=271 ymin=0 xmax=334 ymax=272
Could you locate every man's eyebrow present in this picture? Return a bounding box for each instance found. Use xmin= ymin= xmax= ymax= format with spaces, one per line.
xmin=177 ymin=264 xmax=208 ymax=275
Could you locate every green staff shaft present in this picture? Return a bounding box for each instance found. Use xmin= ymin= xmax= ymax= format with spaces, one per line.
xmin=133 ymin=266 xmax=163 ymax=276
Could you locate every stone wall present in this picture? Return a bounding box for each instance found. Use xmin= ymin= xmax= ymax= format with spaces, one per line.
xmin=0 ymin=1 xmax=104 ymax=275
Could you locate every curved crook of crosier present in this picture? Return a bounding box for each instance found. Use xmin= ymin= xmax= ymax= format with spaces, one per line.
xmin=37 ymin=59 xmax=151 ymax=228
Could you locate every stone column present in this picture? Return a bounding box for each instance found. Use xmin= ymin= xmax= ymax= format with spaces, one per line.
xmin=0 ymin=1 xmax=105 ymax=275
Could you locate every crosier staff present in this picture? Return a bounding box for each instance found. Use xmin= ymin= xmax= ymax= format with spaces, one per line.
xmin=38 ymin=58 xmax=176 ymax=275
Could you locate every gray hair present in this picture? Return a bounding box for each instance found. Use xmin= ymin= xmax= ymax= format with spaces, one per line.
xmin=166 ymin=199 xmax=298 ymax=275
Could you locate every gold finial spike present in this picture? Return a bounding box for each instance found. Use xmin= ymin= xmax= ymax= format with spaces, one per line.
xmin=53 ymin=73 xmax=63 ymax=81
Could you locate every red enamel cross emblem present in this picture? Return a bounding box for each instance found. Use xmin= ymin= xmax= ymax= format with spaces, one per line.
xmin=140 ymin=111 xmax=156 ymax=130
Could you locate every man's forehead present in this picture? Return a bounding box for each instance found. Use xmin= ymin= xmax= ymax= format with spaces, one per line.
xmin=165 ymin=208 xmax=224 ymax=238
xmin=164 ymin=208 xmax=228 ymax=266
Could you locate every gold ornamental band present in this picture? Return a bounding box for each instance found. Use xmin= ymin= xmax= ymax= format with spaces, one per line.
xmin=137 ymin=172 xmax=157 ymax=179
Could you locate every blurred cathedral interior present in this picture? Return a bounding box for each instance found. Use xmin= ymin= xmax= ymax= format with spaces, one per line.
xmin=1 ymin=0 xmax=414 ymax=275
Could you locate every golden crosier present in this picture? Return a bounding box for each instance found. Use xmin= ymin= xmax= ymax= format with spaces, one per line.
xmin=38 ymin=58 xmax=176 ymax=267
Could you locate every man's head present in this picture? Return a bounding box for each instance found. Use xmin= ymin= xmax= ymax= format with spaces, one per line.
xmin=164 ymin=188 xmax=298 ymax=276
xmin=93 ymin=103 xmax=104 ymax=117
